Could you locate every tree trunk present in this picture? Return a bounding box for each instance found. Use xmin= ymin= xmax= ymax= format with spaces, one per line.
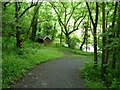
xmin=111 ymin=2 xmax=118 ymax=69
xmin=94 ymin=2 xmax=99 ymax=68
xmin=5 ymin=32 xmax=11 ymax=48
xmin=117 ymin=3 xmax=120 ymax=38
xmin=86 ymin=2 xmax=98 ymax=68
xmin=80 ymin=27 xmax=88 ymax=51
xmin=80 ymin=35 xmax=85 ymax=50
xmin=66 ymin=34 xmax=70 ymax=48
xmin=51 ymin=23 xmax=56 ymax=42
xmin=106 ymin=2 xmax=118 ymax=67
xmin=58 ymin=18 xmax=64 ymax=44
xmin=86 ymin=18 xmax=88 ymax=52
xmin=101 ymin=2 xmax=106 ymax=83
xmin=86 ymin=40 xmax=87 ymax=52
xmin=15 ymin=2 xmax=22 ymax=48
xmin=31 ymin=4 xmax=40 ymax=41
xmin=94 ymin=31 xmax=98 ymax=68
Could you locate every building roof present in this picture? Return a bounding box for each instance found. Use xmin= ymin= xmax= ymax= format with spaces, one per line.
xmin=43 ymin=36 xmax=51 ymax=40
xmin=38 ymin=34 xmax=50 ymax=40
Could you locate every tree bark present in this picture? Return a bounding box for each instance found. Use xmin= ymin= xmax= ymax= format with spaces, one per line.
xmin=15 ymin=2 xmax=22 ymax=48
xmin=80 ymin=26 xmax=88 ymax=51
xmin=80 ymin=34 xmax=86 ymax=51
xmin=66 ymin=34 xmax=71 ymax=48
xmin=86 ymin=2 xmax=99 ymax=68
xmin=14 ymin=2 xmax=38 ymax=47
xmin=101 ymin=1 xmax=106 ymax=83
xmin=111 ymin=2 xmax=118 ymax=69
xmin=31 ymin=4 xmax=41 ymax=41
xmin=58 ymin=19 xmax=64 ymax=44
xmin=106 ymin=2 xmax=118 ymax=67
xmin=17 ymin=3 xmax=37 ymax=20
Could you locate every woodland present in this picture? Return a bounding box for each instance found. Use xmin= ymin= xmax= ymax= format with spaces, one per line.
xmin=1 ymin=1 xmax=120 ymax=88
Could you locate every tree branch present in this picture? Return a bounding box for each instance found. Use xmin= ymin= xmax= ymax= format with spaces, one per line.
xmin=17 ymin=3 xmax=37 ymax=20
xmin=66 ymin=7 xmax=74 ymax=25
xmin=66 ymin=2 xmax=81 ymax=25
xmin=69 ymin=13 xmax=86 ymax=35
xmin=58 ymin=19 xmax=66 ymax=35
xmin=86 ymin=2 xmax=95 ymax=28
xmin=50 ymin=2 xmax=68 ymax=34
xmin=95 ymin=2 xmax=99 ymax=29
xmin=60 ymin=2 xmax=67 ymax=26
xmin=3 ymin=2 xmax=9 ymax=7
xmin=112 ymin=2 xmax=118 ymax=30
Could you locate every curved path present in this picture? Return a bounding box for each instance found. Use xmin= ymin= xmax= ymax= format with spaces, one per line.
xmin=13 ymin=52 xmax=85 ymax=88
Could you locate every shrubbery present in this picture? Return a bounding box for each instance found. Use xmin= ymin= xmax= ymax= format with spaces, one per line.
xmin=80 ymin=62 xmax=120 ymax=88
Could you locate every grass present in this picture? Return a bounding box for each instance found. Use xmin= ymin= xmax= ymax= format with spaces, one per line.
xmin=57 ymin=46 xmax=95 ymax=62
xmin=2 ymin=41 xmax=64 ymax=88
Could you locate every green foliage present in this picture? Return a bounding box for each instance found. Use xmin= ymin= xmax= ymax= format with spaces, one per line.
xmin=2 ymin=4 xmax=16 ymax=36
xmin=68 ymin=48 xmax=102 ymax=59
xmin=2 ymin=2 xmax=120 ymax=89
xmin=69 ymin=37 xmax=80 ymax=49
xmin=80 ymin=62 xmax=105 ymax=88
xmin=80 ymin=61 xmax=120 ymax=88
xmin=71 ymin=50 xmax=93 ymax=56
xmin=110 ymin=79 xmax=120 ymax=88
xmin=85 ymin=80 xmax=105 ymax=88
xmin=2 ymin=41 xmax=63 ymax=88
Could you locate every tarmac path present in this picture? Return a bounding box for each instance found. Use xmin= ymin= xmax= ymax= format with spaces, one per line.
xmin=13 ymin=51 xmax=85 ymax=88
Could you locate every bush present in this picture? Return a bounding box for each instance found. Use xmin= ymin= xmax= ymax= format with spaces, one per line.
xmin=80 ymin=61 xmax=120 ymax=88
xmin=70 ymin=37 xmax=80 ymax=49
xmin=80 ymin=62 xmax=105 ymax=88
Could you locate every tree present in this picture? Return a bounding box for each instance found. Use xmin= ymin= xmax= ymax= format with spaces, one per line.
xmin=50 ymin=2 xmax=86 ymax=47
xmin=15 ymin=2 xmax=22 ymax=48
xmin=14 ymin=2 xmax=37 ymax=48
xmin=101 ymin=1 xmax=106 ymax=83
xmin=86 ymin=2 xmax=99 ymax=68
xmin=51 ymin=22 xmax=57 ymax=41
xmin=111 ymin=2 xmax=118 ymax=69
xmin=80 ymin=22 xmax=89 ymax=51
xmin=31 ymin=3 xmax=42 ymax=41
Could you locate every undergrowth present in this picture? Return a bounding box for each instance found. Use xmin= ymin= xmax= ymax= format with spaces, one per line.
xmin=80 ymin=61 xmax=120 ymax=88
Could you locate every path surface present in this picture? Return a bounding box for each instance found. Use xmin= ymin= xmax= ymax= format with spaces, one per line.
xmin=13 ymin=51 xmax=85 ymax=88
